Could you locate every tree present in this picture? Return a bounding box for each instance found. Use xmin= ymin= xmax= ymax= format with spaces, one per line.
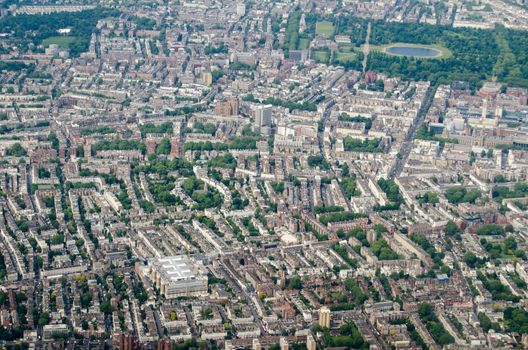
xmin=308 ymin=155 xmax=330 ymax=170
xmin=155 ymin=138 xmax=171 ymax=155
xmin=344 ymin=279 xmax=367 ymax=306
xmin=463 ymin=252 xmax=481 ymax=268
xmin=418 ymin=304 xmax=454 ymax=345
xmin=319 ymin=212 xmax=367 ymax=225
xmin=478 ymin=312 xmax=492 ymax=332
xmin=416 ymin=191 xmax=439 ymax=205
xmin=343 ymin=137 xmax=383 ymax=152
xmin=5 ymin=143 xmax=27 ymax=157
xmin=81 ymin=292 xmax=92 ymax=308
xmin=504 ymin=308 xmax=528 ymax=334
xmin=99 ymin=301 xmax=113 ymax=315
xmin=373 ymin=224 xmax=388 ymax=234
xmin=139 ymin=122 xmax=173 ymax=137
xmin=476 ymin=224 xmax=505 ymax=236
xmin=133 ymin=282 xmax=148 ymax=303
xmin=444 ymin=220 xmax=460 ymax=236
xmin=445 ymin=186 xmax=481 ymax=204
xmin=323 ymin=321 xmax=366 ymax=348
xmin=38 ymin=312 xmax=50 ymax=327
xmin=286 ymin=277 xmax=302 ymax=290
xmin=341 ymin=176 xmax=360 ymax=197
xmin=139 ymin=200 xmax=155 ymax=213
xmin=478 ymin=311 xmax=500 ymax=332
xmin=371 ymin=238 xmax=400 ymax=260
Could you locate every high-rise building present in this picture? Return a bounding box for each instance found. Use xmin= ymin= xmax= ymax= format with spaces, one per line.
xmin=202 ymin=71 xmax=213 ymax=86
xmin=280 ymin=337 xmax=289 ymax=350
xmin=230 ymin=96 xmax=239 ymax=115
xmin=255 ymin=105 xmax=272 ymax=128
xmin=319 ymin=306 xmax=331 ymax=328
xmin=215 ymin=96 xmax=239 ymax=116
xmin=215 ymin=101 xmax=231 ymax=116
xmin=236 ymin=2 xmax=246 ymax=16
xmin=278 ymin=270 xmax=286 ymax=288
xmin=306 ymin=334 xmax=316 ymax=350
xmin=252 ymin=338 xmax=261 ymax=350
xmin=367 ymin=230 xmax=377 ymax=244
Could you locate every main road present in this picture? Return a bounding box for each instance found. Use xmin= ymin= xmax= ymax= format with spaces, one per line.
xmin=316 ymin=70 xmax=346 ymax=154
xmin=218 ymin=260 xmax=265 ymax=334
xmin=388 ymin=85 xmax=437 ymax=179
xmin=362 ymin=22 xmax=372 ymax=74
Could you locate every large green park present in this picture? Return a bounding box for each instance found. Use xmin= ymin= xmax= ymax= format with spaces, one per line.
xmin=281 ymin=11 xmax=528 ymax=88
xmin=0 ymin=8 xmax=119 ymax=57
xmin=1 ymin=7 xmax=527 ymax=88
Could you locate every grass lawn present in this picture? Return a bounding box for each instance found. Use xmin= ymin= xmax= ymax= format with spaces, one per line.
xmin=338 ymin=44 xmax=356 ymax=52
xmin=312 ymin=50 xmax=330 ymax=63
xmin=316 ymin=21 xmax=335 ymax=37
xmin=367 ymin=42 xmax=452 ymax=59
xmin=335 ymin=51 xmax=356 ymax=62
xmin=42 ymin=36 xmax=78 ymax=48
xmin=299 ymin=38 xmax=310 ymax=50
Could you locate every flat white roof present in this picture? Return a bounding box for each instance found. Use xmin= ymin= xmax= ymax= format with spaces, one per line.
xmin=152 ymin=256 xmax=200 ymax=282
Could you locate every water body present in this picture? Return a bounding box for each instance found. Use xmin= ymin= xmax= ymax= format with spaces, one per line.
xmin=385 ymin=46 xmax=441 ymax=58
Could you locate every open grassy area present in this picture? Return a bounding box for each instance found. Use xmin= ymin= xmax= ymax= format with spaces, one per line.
xmin=299 ymin=38 xmax=311 ymax=50
xmin=367 ymin=42 xmax=452 ymax=59
xmin=316 ymin=21 xmax=335 ymax=37
xmin=42 ymin=36 xmax=78 ymax=48
xmin=338 ymin=44 xmax=356 ymax=51
xmin=334 ymin=44 xmax=357 ymax=62
xmin=335 ymin=51 xmax=356 ymax=62
xmin=312 ymin=50 xmax=330 ymax=63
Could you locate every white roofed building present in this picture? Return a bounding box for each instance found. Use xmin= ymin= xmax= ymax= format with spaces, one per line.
xmin=149 ymin=256 xmax=208 ymax=299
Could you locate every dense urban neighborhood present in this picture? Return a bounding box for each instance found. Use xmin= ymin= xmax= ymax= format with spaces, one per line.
xmin=1 ymin=0 xmax=528 ymax=349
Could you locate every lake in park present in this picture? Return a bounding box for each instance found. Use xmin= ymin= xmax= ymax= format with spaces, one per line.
xmin=385 ymin=46 xmax=442 ymax=58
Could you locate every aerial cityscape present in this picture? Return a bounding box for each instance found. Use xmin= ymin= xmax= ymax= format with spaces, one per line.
xmin=0 ymin=0 xmax=528 ymax=349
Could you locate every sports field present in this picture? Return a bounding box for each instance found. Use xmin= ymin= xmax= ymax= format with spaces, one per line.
xmin=316 ymin=21 xmax=335 ymax=37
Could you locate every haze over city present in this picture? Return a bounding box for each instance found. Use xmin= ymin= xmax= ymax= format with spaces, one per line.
xmin=0 ymin=0 xmax=528 ymax=349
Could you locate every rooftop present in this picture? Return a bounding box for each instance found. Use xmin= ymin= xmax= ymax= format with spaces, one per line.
xmin=151 ymin=255 xmax=200 ymax=282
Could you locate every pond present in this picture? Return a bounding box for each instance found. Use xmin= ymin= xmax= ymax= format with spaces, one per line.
xmin=385 ymin=46 xmax=442 ymax=58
